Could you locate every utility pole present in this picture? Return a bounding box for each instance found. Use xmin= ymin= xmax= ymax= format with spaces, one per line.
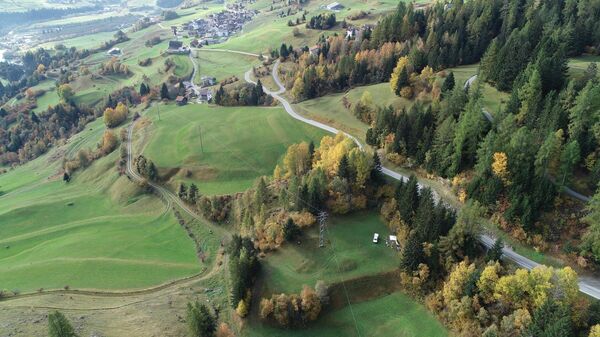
xmin=318 ymin=211 xmax=327 ymax=248
xmin=157 ymin=104 xmax=161 ymax=121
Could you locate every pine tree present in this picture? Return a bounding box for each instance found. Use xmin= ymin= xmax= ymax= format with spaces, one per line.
xmin=441 ymin=72 xmax=455 ymax=93
xmin=486 ymin=238 xmax=504 ymax=262
xmin=48 ymin=311 xmax=76 ymax=337
xmin=160 ymin=83 xmax=169 ymax=100
xmin=337 ymin=154 xmax=350 ymax=179
xmin=178 ymin=183 xmax=187 ymax=199
xmin=254 ymin=177 xmax=268 ymax=209
xmin=280 ymin=43 xmax=289 ymax=59
xmin=397 ymin=175 xmax=419 ymax=224
xmin=401 ymin=232 xmax=424 ymax=272
xmin=558 ymin=140 xmax=580 ymax=188
xmin=188 ymin=183 xmax=199 ymax=203
xmin=214 ymin=86 xmax=225 ymax=105
xmin=526 ymin=300 xmax=573 ymax=337
xmin=140 ymin=83 xmax=148 ymax=96
xmin=187 ymin=301 xmax=217 ymax=337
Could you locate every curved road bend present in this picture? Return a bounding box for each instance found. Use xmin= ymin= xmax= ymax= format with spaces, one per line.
xmin=244 ymin=59 xmax=600 ymax=299
xmin=465 ymin=75 xmax=591 ymax=202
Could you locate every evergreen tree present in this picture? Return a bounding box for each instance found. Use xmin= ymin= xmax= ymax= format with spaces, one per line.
xmin=441 ymin=72 xmax=455 ymax=93
xmin=139 ymin=83 xmax=148 ymax=96
xmin=280 ymin=43 xmax=289 ymax=59
xmin=160 ymin=83 xmax=169 ymax=100
xmin=401 ymin=232 xmax=424 ymax=272
xmin=188 ymin=183 xmax=199 ymax=203
xmin=337 ymin=154 xmax=350 ymax=179
xmin=63 ymin=172 xmax=70 ymax=183
xmin=558 ymin=140 xmax=580 ymax=188
xmin=526 ymin=300 xmax=574 ymax=337
xmin=485 ymin=238 xmax=504 ymax=262
xmin=48 ymin=311 xmax=76 ymax=337
xmin=214 ymin=86 xmax=225 ymax=105
xmin=187 ymin=301 xmax=217 ymax=337
xmin=283 ymin=218 xmax=300 ymax=241
xmin=397 ymin=175 xmax=419 ymax=224
xmin=178 ymin=183 xmax=187 ymax=199
xmin=254 ymin=177 xmax=268 ymax=209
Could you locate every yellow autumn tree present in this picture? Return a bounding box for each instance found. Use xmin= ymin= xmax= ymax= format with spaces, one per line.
xmin=348 ymin=148 xmax=372 ymax=188
xmin=589 ymin=324 xmax=600 ymax=337
xmin=314 ymin=133 xmax=356 ymax=177
xmin=477 ymin=262 xmax=501 ymax=304
xmin=420 ymin=66 xmax=434 ymax=84
xmin=442 ymin=260 xmax=476 ymax=306
xmin=236 ymin=299 xmax=249 ymax=317
xmin=291 ymin=76 xmax=304 ymax=101
xmin=282 ymin=142 xmax=311 ymax=177
xmin=390 ymin=56 xmax=409 ymax=94
xmin=492 ymin=152 xmax=509 ymax=184
xmin=103 ymin=102 xmax=128 ymax=128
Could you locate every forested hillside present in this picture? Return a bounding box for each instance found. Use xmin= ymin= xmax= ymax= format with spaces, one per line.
xmin=282 ymin=0 xmax=600 ymax=266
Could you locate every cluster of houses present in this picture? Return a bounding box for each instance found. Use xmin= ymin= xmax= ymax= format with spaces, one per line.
xmin=182 ymin=5 xmax=257 ymax=46
xmin=177 ymin=75 xmax=217 ymax=105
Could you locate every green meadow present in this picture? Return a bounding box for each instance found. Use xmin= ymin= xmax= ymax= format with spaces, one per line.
xmin=261 ymin=212 xmax=400 ymax=294
xmin=141 ymin=103 xmax=327 ymax=196
xmin=195 ymin=50 xmax=260 ymax=83
xmin=293 ymin=82 xmax=409 ymax=143
xmin=0 ymin=120 xmax=201 ymax=292
xmin=247 ymin=291 xmax=447 ymax=337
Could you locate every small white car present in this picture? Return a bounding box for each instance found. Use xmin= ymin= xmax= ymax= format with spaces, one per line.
xmin=373 ymin=233 xmax=379 ymax=244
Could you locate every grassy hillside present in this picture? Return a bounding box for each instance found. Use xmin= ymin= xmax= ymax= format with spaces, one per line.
xmin=141 ymin=103 xmax=327 ymax=195
xmin=293 ymin=82 xmax=409 ymax=143
xmin=209 ymin=0 xmax=421 ymax=53
xmin=247 ymin=291 xmax=447 ymax=337
xmin=261 ymin=212 xmax=400 ymax=294
xmin=195 ymin=50 xmax=260 ymax=83
xmin=0 ymin=119 xmax=201 ymax=292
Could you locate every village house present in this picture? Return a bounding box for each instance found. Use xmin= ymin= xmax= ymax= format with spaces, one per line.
xmin=201 ymin=76 xmax=217 ymax=87
xmin=326 ymin=2 xmax=344 ymax=10
xmin=199 ymin=88 xmax=213 ymax=102
xmin=176 ymin=95 xmax=188 ymax=105
xmin=107 ymin=47 xmax=122 ymax=56
xmin=167 ymin=40 xmax=190 ymax=54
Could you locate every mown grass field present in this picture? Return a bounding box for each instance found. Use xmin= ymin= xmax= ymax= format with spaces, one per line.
xmin=141 ymin=103 xmax=327 ymax=196
xmin=0 ymin=119 xmax=201 ymax=292
xmin=195 ymin=50 xmax=260 ymax=83
xmin=294 ymin=82 xmax=408 ymax=143
xmin=261 ymin=212 xmax=400 ymax=294
xmin=247 ymin=292 xmax=447 ymax=337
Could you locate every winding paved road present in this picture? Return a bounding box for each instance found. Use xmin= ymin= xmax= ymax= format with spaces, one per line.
xmin=465 ymin=75 xmax=591 ymax=202
xmin=245 ymin=59 xmax=600 ymax=299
